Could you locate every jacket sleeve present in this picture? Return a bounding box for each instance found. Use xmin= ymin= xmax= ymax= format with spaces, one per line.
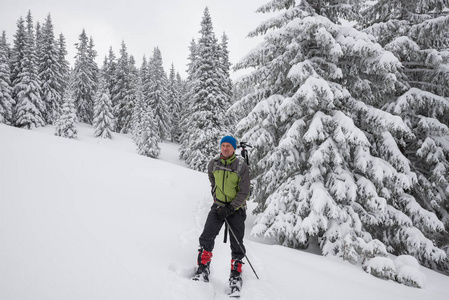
xmin=207 ymin=159 xmax=215 ymax=192
xmin=230 ymin=162 xmax=250 ymax=210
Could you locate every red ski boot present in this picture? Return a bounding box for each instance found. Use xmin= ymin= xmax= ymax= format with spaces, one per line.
xmin=192 ymin=248 xmax=213 ymax=282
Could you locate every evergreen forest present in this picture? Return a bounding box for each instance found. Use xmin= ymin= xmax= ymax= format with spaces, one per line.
xmin=1 ymin=0 xmax=449 ymax=285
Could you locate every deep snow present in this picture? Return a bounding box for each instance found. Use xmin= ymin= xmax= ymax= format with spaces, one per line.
xmin=1 ymin=123 xmax=448 ymax=300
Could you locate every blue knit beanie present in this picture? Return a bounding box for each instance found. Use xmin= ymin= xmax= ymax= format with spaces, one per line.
xmin=220 ymin=136 xmax=237 ymax=150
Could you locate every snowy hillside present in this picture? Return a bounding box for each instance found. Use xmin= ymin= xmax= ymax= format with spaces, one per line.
xmin=1 ymin=123 xmax=448 ymax=300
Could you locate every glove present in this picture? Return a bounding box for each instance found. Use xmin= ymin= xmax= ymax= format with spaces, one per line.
xmin=217 ymin=205 xmax=235 ymax=220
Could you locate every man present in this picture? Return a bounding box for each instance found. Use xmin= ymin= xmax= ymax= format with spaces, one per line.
xmin=192 ymin=136 xmax=250 ymax=290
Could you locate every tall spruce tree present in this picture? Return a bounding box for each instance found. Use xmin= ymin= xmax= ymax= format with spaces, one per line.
xmin=132 ymin=56 xmax=148 ymax=143
xmin=73 ymin=29 xmax=97 ymax=124
xmin=57 ymin=33 xmax=70 ymax=96
xmin=175 ymin=71 xmax=186 ymax=141
xmin=0 ymin=31 xmax=14 ymax=124
xmin=362 ymin=0 xmax=449 ymax=97
xmin=10 ymin=17 xmax=26 ymax=95
xmin=179 ymin=39 xmax=198 ymax=162
xmin=179 ymin=7 xmax=231 ymax=171
xmin=35 ymin=21 xmax=42 ymax=62
xmin=113 ymin=41 xmax=136 ymax=133
xmin=93 ymin=76 xmax=114 ymax=139
xmin=55 ymin=74 xmax=77 ymax=139
xmin=88 ymin=37 xmax=99 ymax=102
xmin=233 ymin=0 xmax=446 ymax=278
xmin=132 ymin=61 xmax=160 ymax=158
xmin=137 ymin=101 xmax=160 ymax=158
xmin=38 ymin=14 xmax=62 ymax=124
xmin=144 ymin=47 xmax=170 ymax=140
xmin=1 ymin=31 xmax=10 ymax=58
xmin=127 ymin=54 xmax=139 ymax=133
xmin=13 ymin=11 xmax=45 ymax=129
xmin=218 ymin=32 xmax=234 ymax=128
xmin=167 ymin=63 xmax=182 ymax=142
xmin=362 ymin=0 xmax=449 ymax=270
xmin=104 ymin=47 xmax=118 ymax=112
xmin=228 ymin=83 xmax=256 ymax=123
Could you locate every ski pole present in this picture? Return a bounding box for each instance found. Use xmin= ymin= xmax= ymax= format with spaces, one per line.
xmin=224 ymin=218 xmax=260 ymax=279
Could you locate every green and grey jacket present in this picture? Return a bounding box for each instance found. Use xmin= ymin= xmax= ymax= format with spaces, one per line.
xmin=208 ymin=153 xmax=250 ymax=210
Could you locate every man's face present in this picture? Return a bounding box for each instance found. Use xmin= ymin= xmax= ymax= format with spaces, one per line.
xmin=221 ymin=142 xmax=235 ymax=158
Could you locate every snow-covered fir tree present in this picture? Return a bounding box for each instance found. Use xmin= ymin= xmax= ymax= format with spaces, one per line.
xmin=179 ymin=39 xmax=198 ymax=162
xmin=10 ymin=17 xmax=26 ymax=95
xmin=0 ymin=31 xmax=11 ymax=58
xmin=176 ymin=73 xmax=185 ymax=102
xmin=93 ymin=76 xmax=114 ymax=139
xmin=167 ymin=64 xmax=182 ymax=142
xmin=87 ymin=37 xmax=98 ymax=78
xmin=55 ymin=75 xmax=77 ymax=139
xmin=132 ymin=69 xmax=160 ymax=158
xmin=179 ymin=7 xmax=231 ymax=172
xmin=137 ymin=102 xmax=160 ymax=158
xmin=73 ymin=29 xmax=97 ymax=124
xmin=144 ymin=47 xmax=170 ymax=140
xmin=0 ymin=31 xmax=14 ymax=124
xmin=113 ymin=41 xmax=136 ymax=133
xmin=218 ymin=32 xmax=234 ymax=128
xmin=128 ymin=54 xmax=140 ymax=127
xmin=233 ymin=0 xmax=447 ymax=278
xmin=131 ymin=56 xmax=148 ymax=143
xmin=362 ymin=0 xmax=449 ymax=270
xmin=229 ymin=83 xmax=257 ymax=123
xmin=102 ymin=47 xmax=119 ymax=125
xmin=35 ymin=21 xmax=42 ymax=62
xmin=362 ymin=0 xmax=449 ymax=98
xmin=88 ymin=38 xmax=99 ymax=98
xmin=38 ymin=14 xmax=62 ymax=124
xmin=56 ymin=33 xmax=70 ymax=96
xmin=175 ymin=72 xmax=186 ymax=141
xmin=12 ymin=11 xmax=45 ymax=129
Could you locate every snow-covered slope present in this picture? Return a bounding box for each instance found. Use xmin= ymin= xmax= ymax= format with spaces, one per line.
xmin=1 ymin=123 xmax=448 ymax=300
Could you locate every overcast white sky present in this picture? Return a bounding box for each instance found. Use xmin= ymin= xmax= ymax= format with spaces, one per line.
xmin=0 ymin=0 xmax=275 ymax=80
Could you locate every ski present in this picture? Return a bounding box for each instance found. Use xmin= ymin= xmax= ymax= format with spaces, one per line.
xmin=226 ymin=287 xmax=241 ymax=298
xmin=191 ymin=263 xmax=210 ymax=282
xmin=226 ymin=275 xmax=242 ymax=298
xmin=191 ymin=271 xmax=209 ymax=282
xmin=226 ymin=286 xmax=241 ymax=298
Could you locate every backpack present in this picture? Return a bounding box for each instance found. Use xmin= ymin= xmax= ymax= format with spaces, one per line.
xmin=212 ymin=156 xmax=245 ymax=179
xmin=212 ymin=156 xmax=252 ymax=198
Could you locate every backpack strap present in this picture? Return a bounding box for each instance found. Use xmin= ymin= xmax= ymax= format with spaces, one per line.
xmin=213 ymin=156 xmax=244 ymax=178
xmin=212 ymin=156 xmax=221 ymax=173
xmin=236 ymin=157 xmax=244 ymax=178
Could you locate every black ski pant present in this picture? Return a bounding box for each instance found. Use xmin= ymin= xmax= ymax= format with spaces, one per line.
xmin=199 ymin=204 xmax=246 ymax=260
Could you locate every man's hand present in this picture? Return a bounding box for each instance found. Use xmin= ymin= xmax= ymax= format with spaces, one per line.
xmin=217 ymin=205 xmax=234 ymax=220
